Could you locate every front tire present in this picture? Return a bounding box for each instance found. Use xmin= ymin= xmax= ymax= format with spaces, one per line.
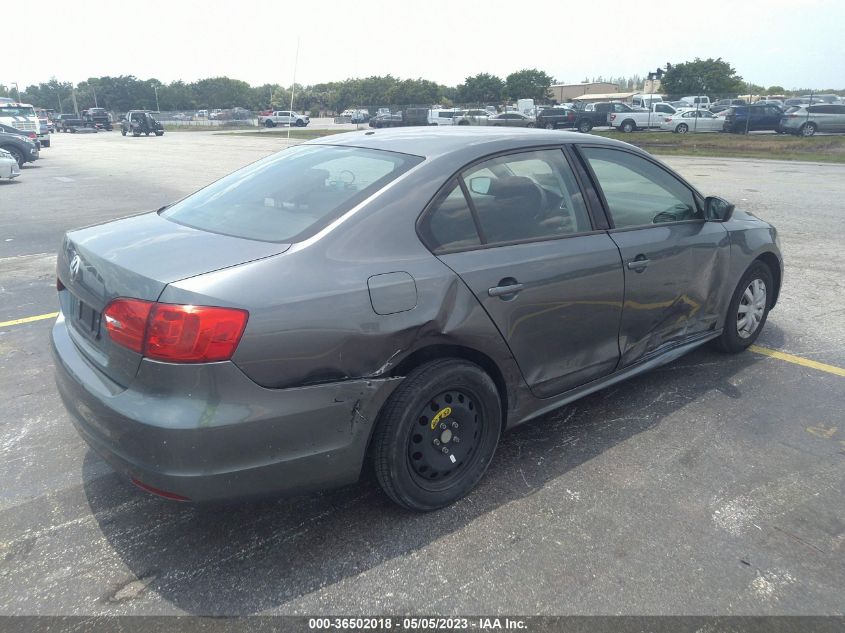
xmin=715 ymin=261 xmax=774 ymax=353
xmin=372 ymin=359 xmax=501 ymax=511
xmin=264 ymin=120 xmax=275 ymax=128
xmin=544 ymin=122 xmax=554 ymax=130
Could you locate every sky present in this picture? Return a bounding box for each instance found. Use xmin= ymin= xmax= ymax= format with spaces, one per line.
xmin=7 ymin=0 xmax=844 ymax=91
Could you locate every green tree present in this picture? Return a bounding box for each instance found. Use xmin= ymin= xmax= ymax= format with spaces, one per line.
xmin=660 ymin=58 xmax=746 ymax=97
xmin=456 ymin=73 xmax=505 ymax=104
xmin=505 ymin=69 xmax=553 ymax=102
xmin=767 ymin=85 xmax=785 ymax=95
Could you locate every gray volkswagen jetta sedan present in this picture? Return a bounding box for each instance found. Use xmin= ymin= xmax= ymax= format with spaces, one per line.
xmin=53 ymin=128 xmax=782 ymax=510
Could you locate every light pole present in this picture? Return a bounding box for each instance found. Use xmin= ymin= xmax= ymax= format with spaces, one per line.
xmin=12 ymin=82 xmax=21 ymax=102
xmin=154 ymin=86 xmax=160 ymax=113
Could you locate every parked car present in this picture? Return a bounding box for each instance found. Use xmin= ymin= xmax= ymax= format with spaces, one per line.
xmin=609 ymin=103 xmax=678 ymax=132
xmin=121 ymin=111 xmax=165 ymax=136
xmin=571 ymin=102 xmax=632 ymax=133
xmin=487 ymin=112 xmax=536 ymax=127
xmin=780 ymin=104 xmax=845 ymax=136
xmin=710 ymin=99 xmax=746 ymax=114
xmin=259 ymin=111 xmax=309 ymax=127
xmin=681 ymin=96 xmax=711 ymax=108
xmin=453 ymin=109 xmax=492 ymax=126
xmin=0 ymin=129 xmax=39 ymax=166
xmin=350 ymin=110 xmax=370 ymax=123
xmin=51 ymin=128 xmax=782 ymax=510
xmin=0 ymin=147 xmax=20 ymax=180
xmin=631 ymin=95 xmax=664 ymax=109
xmin=660 ymin=109 xmax=724 ymax=133
xmin=428 ymin=109 xmax=461 ymax=126
xmin=55 ymin=114 xmax=85 ymax=132
xmin=536 ymin=107 xmax=576 ymax=130
xmin=0 ymin=122 xmax=40 ymax=146
xmin=369 ymin=112 xmax=404 ymax=128
xmin=723 ymin=104 xmax=785 ymax=133
xmin=82 ymin=108 xmax=113 ymax=130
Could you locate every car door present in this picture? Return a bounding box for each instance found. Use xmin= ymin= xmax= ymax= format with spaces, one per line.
xmin=576 ymin=145 xmax=731 ymax=367
xmin=420 ymin=148 xmax=624 ymax=398
xmin=830 ymin=105 xmax=845 ymax=132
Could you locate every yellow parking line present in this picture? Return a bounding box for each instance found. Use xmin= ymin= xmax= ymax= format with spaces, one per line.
xmin=0 ymin=312 xmax=59 ymax=328
xmin=749 ymin=345 xmax=845 ymax=377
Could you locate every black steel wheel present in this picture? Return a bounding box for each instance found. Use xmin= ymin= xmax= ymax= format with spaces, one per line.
xmin=372 ymin=359 xmax=501 ymax=511
xmin=578 ymin=119 xmax=592 ymax=133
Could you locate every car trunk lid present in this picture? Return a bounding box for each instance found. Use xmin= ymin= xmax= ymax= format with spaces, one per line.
xmin=57 ymin=211 xmax=290 ymax=387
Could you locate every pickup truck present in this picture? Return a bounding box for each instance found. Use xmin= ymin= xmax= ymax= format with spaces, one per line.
xmin=571 ymin=102 xmax=633 ymax=133
xmin=55 ymin=114 xmax=85 ymax=132
xmin=609 ymin=102 xmax=678 ymax=132
xmin=82 ymin=108 xmax=113 ymax=130
xmin=258 ymin=110 xmax=310 ymax=128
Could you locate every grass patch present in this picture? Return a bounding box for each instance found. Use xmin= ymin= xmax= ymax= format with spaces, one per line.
xmin=215 ymin=129 xmax=348 ymax=140
xmin=592 ymin=131 xmax=845 ymax=163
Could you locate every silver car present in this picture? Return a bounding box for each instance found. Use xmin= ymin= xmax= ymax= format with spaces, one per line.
xmin=780 ymin=104 xmax=845 ymax=136
xmin=53 ymin=128 xmax=782 ymax=511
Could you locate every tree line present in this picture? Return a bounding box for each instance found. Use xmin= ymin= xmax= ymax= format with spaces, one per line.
xmin=2 ymin=71 xmax=556 ymax=115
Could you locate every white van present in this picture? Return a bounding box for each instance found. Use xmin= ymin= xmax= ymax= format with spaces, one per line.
xmin=427 ymin=109 xmax=461 ymax=125
xmin=631 ymin=94 xmax=664 ymax=109
xmin=681 ymin=96 xmax=711 ymax=108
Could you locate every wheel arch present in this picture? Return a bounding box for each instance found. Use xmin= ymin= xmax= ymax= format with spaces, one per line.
xmin=389 ymin=344 xmax=510 ymax=429
xmin=754 ymin=251 xmax=782 ymax=308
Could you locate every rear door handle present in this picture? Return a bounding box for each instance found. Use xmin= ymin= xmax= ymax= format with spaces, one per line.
xmin=488 ymin=283 xmax=524 ymax=298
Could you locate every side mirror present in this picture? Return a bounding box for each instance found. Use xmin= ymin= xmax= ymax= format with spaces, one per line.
xmin=469 ymin=176 xmax=492 ymax=195
xmin=705 ymin=196 xmax=735 ymax=222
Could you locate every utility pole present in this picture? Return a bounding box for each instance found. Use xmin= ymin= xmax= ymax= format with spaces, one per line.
xmin=72 ymin=89 xmax=79 ymax=116
xmin=154 ymin=86 xmax=160 ymax=112
xmin=287 ymin=36 xmax=300 ymax=140
xmin=12 ymin=82 xmax=21 ymax=101
xmin=92 ymin=84 xmax=98 ymax=107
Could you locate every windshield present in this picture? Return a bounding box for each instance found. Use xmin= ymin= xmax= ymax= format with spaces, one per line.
xmin=0 ymin=106 xmax=36 ymax=118
xmin=162 ymin=145 xmax=423 ymax=243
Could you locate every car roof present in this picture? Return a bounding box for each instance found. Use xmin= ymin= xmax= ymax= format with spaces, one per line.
xmin=305 ymin=126 xmax=629 ymax=160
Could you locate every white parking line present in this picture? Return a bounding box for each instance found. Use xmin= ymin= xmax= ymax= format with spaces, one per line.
xmin=54 ymin=176 xmax=75 ymax=182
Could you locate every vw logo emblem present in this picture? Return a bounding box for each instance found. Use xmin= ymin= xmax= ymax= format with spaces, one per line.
xmin=69 ymin=254 xmax=82 ymax=282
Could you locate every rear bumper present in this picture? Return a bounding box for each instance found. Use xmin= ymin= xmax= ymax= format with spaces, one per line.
xmin=52 ymin=313 xmax=401 ymax=502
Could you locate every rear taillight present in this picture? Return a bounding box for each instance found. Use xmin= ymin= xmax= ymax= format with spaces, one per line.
xmin=610 ymin=114 xmax=617 ymax=121
xmin=102 ymin=299 xmax=248 ymax=362
xmin=57 ymin=277 xmax=65 ymax=291
xmin=146 ymin=304 xmax=248 ymax=362
xmin=664 ymin=117 xmax=672 ymax=122
xmin=28 ymin=132 xmax=37 ymax=139
xmin=103 ymin=298 xmax=153 ymax=353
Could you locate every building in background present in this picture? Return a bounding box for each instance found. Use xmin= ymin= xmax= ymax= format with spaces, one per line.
xmin=550 ymin=82 xmax=620 ymax=103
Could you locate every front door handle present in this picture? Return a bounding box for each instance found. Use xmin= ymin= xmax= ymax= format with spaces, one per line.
xmin=488 ymin=282 xmax=524 ymax=298
xmin=627 ymin=256 xmax=650 ymax=271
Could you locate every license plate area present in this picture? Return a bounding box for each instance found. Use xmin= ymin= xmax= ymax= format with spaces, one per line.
xmin=69 ymin=293 xmax=102 ymax=340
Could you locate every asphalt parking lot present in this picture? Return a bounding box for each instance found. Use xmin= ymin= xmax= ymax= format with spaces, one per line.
xmin=1 ymin=131 xmax=843 ymax=616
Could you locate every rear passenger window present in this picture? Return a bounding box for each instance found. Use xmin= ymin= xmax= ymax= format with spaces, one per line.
xmin=420 ymin=180 xmax=481 ymax=251
xmin=460 ymin=149 xmax=591 ymax=244
xmin=582 ymin=147 xmax=701 ymax=228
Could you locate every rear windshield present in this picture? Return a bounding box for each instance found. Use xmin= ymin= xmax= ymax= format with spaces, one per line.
xmin=162 ymin=145 xmax=423 ymax=242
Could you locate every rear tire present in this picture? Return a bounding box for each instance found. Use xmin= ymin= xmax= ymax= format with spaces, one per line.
xmin=621 ymin=120 xmax=636 ymax=133
xmin=676 ymin=123 xmax=689 ymax=134
xmin=372 ymin=359 xmax=501 ymax=511
xmin=265 ymin=120 xmax=275 ymax=128
xmin=544 ymin=122 xmax=554 ymax=130
xmin=2 ymin=146 xmax=24 ymax=167
xmin=800 ymin=122 xmax=817 ymax=137
xmin=714 ymin=261 xmax=774 ymax=353
xmin=578 ymin=119 xmax=592 ymax=133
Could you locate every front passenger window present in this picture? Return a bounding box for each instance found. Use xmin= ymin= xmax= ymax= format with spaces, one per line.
xmin=581 ymin=147 xmax=701 ymax=228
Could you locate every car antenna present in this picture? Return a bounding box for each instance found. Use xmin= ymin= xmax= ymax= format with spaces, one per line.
xmin=287 ymin=36 xmax=300 ymax=141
